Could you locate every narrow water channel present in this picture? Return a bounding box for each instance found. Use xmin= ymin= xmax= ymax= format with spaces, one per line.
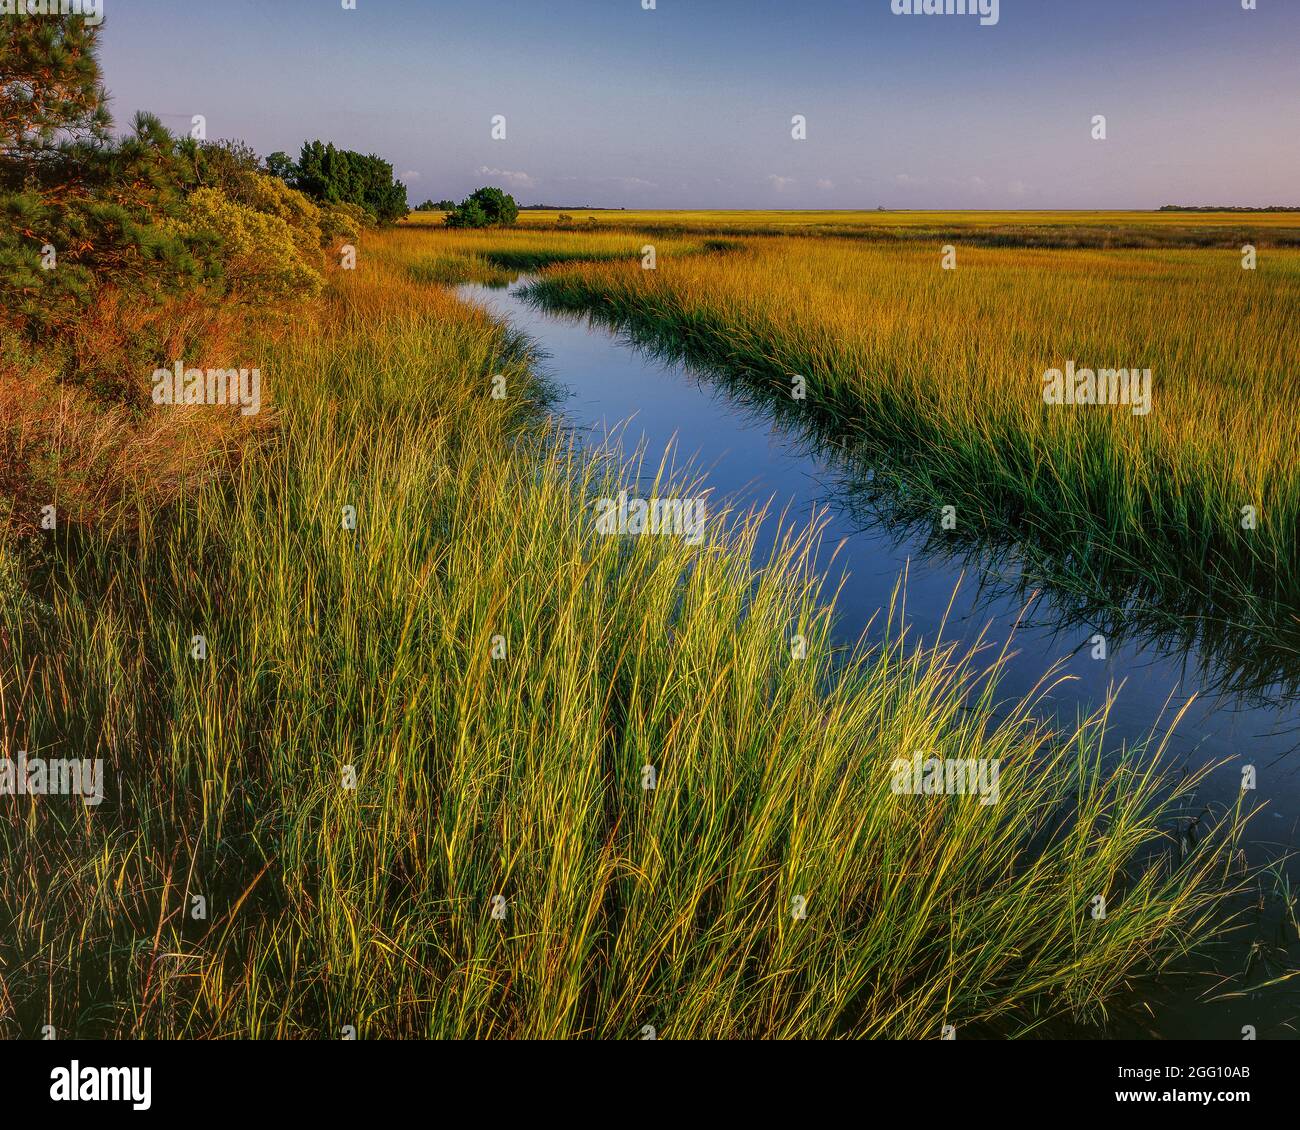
xmin=456 ymin=274 xmax=1300 ymax=1040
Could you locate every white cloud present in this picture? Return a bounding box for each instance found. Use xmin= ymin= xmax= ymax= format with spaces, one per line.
xmin=558 ymin=174 xmax=659 ymax=192
xmin=816 ymin=178 xmax=835 ymax=191
xmin=767 ymin=174 xmax=796 ymax=192
xmin=476 ymin=165 xmax=535 ymax=189
xmin=401 ymin=170 xmax=421 ymax=182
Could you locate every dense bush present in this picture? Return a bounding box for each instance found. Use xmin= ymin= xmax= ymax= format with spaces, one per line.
xmin=166 ymin=187 xmax=325 ymax=301
xmin=2 ymin=118 xmax=336 ymax=351
xmin=318 ymin=200 xmax=366 ymax=245
xmin=443 ymin=198 xmax=489 ymax=229
xmin=444 ymin=186 xmax=519 ymax=229
xmin=1 ymin=13 xmax=239 ymax=319
xmin=267 ymin=140 xmax=408 ymax=224
xmin=1 ymin=14 xmax=352 ymax=355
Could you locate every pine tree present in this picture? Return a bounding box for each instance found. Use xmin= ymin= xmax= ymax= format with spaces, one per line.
xmin=0 ymin=12 xmax=109 ymax=191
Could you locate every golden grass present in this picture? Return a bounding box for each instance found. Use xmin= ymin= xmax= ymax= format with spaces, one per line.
xmin=0 ymin=287 xmax=273 ymax=536
xmin=404 ymin=208 xmax=1300 ymax=230
xmin=403 ymin=209 xmax=1300 ymax=250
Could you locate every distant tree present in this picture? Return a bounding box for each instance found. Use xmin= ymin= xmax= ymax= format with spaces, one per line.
xmin=284 ymin=140 xmax=408 ymax=224
xmin=443 ymin=186 xmax=519 ymax=229
xmin=471 ymin=186 xmax=518 ymax=225
xmin=442 ymin=197 xmax=489 ymax=229
xmin=265 ymin=150 xmax=297 ymax=182
xmin=414 ymin=198 xmax=456 ymax=211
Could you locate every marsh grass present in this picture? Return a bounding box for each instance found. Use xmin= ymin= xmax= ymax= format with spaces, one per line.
xmin=400 ymin=208 xmax=1300 ymax=249
xmin=407 ymin=254 xmax=514 ymax=288
xmin=0 ymin=225 xmax=1255 ymax=1039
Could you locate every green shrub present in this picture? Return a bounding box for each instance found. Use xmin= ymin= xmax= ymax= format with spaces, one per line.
xmin=444 ymin=186 xmax=520 ymax=229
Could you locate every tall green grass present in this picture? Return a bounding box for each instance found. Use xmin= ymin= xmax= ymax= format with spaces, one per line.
xmin=0 ymin=235 xmax=1248 ymax=1038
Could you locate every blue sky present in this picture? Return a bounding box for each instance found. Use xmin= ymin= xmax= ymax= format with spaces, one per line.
xmin=97 ymin=0 xmax=1300 ymax=209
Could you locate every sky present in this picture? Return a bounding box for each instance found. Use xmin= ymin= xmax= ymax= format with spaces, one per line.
xmin=95 ymin=0 xmax=1300 ymax=210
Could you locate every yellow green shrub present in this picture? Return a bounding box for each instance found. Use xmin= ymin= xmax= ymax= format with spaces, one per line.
xmin=319 ymin=201 xmax=365 ymax=246
xmin=172 ymin=186 xmax=325 ymax=300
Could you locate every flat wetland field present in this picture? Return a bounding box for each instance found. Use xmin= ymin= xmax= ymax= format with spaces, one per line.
xmin=7 ymin=207 xmax=1298 ymax=1039
xmin=408 ymin=206 xmax=1300 ymax=245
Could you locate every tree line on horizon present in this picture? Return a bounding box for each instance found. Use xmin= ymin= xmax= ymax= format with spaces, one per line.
xmin=1158 ymin=204 xmax=1300 ymax=212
